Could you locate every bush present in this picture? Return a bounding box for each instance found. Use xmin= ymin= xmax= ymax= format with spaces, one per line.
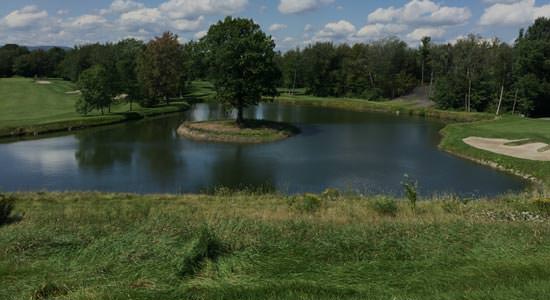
xmin=370 ymin=197 xmax=398 ymax=217
xmin=288 ymin=194 xmax=322 ymax=213
xmin=32 ymin=282 xmax=69 ymax=300
xmin=533 ymin=198 xmax=550 ymax=217
xmin=0 ymin=194 xmax=15 ymax=226
xmin=401 ymin=174 xmax=418 ymax=211
xmin=179 ymin=226 xmax=228 ymax=278
xmin=321 ymin=188 xmax=341 ymax=201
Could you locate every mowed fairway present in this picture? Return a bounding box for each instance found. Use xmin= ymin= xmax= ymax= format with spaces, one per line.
xmin=0 ymin=77 xmax=189 ymax=137
xmin=441 ymin=117 xmax=550 ymax=186
xmin=0 ymin=77 xmax=82 ymax=127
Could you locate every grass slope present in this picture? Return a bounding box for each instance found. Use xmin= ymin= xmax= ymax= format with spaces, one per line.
xmin=0 ymin=78 xmax=189 ymax=138
xmin=1 ymin=192 xmax=550 ymax=300
xmin=441 ymin=116 xmax=550 ymax=187
xmin=275 ymin=94 xmax=492 ymax=122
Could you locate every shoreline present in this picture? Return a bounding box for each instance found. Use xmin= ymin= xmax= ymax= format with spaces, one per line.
xmin=0 ymin=103 xmax=189 ymax=141
xmin=177 ymin=119 xmax=300 ymax=144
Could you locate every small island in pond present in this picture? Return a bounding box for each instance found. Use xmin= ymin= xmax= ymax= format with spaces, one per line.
xmin=177 ymin=119 xmax=300 ymax=144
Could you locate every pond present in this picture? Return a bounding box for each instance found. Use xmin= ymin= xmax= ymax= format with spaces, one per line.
xmin=0 ymin=103 xmax=527 ymax=196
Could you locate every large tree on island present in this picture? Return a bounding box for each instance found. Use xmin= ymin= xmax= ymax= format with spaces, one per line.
xmin=203 ymin=17 xmax=280 ymax=125
xmin=137 ymin=32 xmax=186 ymax=107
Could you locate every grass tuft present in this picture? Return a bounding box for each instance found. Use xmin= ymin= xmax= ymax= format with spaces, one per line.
xmin=179 ymin=226 xmax=228 ymax=278
xmin=31 ymin=282 xmax=69 ymax=300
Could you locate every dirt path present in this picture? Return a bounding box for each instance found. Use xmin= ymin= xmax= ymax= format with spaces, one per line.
xmin=463 ymin=137 xmax=550 ymax=161
xmin=399 ymin=86 xmax=435 ymax=108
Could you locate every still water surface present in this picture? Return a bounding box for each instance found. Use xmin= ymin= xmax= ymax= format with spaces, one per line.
xmin=0 ymin=103 xmax=526 ymax=196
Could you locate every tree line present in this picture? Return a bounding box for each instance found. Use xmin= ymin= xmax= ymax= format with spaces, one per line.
xmin=0 ymin=17 xmax=549 ymax=117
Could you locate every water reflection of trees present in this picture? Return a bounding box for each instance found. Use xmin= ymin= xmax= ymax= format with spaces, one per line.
xmin=74 ymin=117 xmax=185 ymax=188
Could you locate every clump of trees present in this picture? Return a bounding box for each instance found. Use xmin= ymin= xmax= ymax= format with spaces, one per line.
xmin=203 ymin=17 xmax=280 ymax=124
xmin=1 ymin=17 xmax=549 ymax=117
xmin=276 ymin=38 xmax=417 ymax=100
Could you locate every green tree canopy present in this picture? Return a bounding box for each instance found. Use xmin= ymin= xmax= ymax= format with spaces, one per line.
xmin=76 ymin=65 xmax=112 ymax=115
xmin=203 ymin=17 xmax=280 ymax=124
xmin=137 ymin=32 xmax=185 ymax=107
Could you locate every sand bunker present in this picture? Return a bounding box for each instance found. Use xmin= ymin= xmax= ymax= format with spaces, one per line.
xmin=65 ymin=90 xmax=81 ymax=95
xmin=36 ymin=80 xmax=52 ymax=84
xmin=463 ymin=137 xmax=550 ymax=161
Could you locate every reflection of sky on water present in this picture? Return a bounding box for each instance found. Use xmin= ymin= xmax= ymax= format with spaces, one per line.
xmin=0 ymin=103 xmax=528 ymax=196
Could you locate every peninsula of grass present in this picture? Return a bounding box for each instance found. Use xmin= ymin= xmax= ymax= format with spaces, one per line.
xmin=178 ymin=119 xmax=300 ymax=144
xmin=2 ymin=191 xmax=550 ymax=300
xmin=0 ymin=77 xmax=189 ymax=139
xmin=440 ymin=116 xmax=550 ymax=187
xmin=275 ymin=94 xmax=492 ymax=122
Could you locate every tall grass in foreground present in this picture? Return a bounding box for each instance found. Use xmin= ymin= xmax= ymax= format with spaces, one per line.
xmin=1 ymin=191 xmax=550 ymax=300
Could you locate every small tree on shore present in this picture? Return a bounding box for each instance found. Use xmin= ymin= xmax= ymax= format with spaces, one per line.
xmin=76 ymin=65 xmax=111 ymax=115
xmin=203 ymin=17 xmax=280 ymax=125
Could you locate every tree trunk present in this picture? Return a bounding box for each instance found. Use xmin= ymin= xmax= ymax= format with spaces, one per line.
xmin=428 ymin=71 xmax=434 ymax=99
xmin=512 ymin=88 xmax=519 ymax=115
xmin=467 ymin=70 xmax=472 ymax=113
xmin=101 ymin=107 xmax=104 ymax=115
xmin=237 ymin=101 xmax=244 ymax=126
xmin=421 ymin=61 xmax=425 ymax=86
xmin=496 ymin=84 xmax=504 ymax=116
xmin=130 ymin=99 xmax=133 ymax=112
xmin=291 ymin=69 xmax=297 ymax=96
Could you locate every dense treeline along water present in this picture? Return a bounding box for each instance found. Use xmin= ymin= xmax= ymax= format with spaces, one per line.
xmin=0 ymin=103 xmax=525 ymax=196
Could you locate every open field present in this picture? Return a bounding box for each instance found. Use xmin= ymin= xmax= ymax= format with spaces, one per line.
xmin=1 ymin=191 xmax=550 ymax=300
xmin=0 ymin=78 xmax=189 ymax=138
xmin=441 ymin=117 xmax=550 ymax=187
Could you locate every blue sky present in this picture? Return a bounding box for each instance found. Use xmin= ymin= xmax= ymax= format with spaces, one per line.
xmin=1 ymin=0 xmax=549 ymax=50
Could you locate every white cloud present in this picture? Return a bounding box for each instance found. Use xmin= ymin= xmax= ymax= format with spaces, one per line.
xmin=2 ymin=5 xmax=48 ymax=29
xmin=269 ymin=23 xmax=288 ymax=31
xmin=119 ymin=8 xmax=162 ymax=26
xmin=101 ymin=0 xmax=145 ymax=14
xmin=407 ymin=27 xmax=445 ymax=41
xmin=357 ymin=23 xmax=407 ymax=39
xmin=315 ymin=20 xmax=356 ymax=41
xmin=368 ymin=0 xmax=471 ymax=26
xmin=170 ymin=16 xmax=204 ymax=32
xmin=159 ymin=0 xmax=248 ymax=19
xmin=278 ymin=0 xmax=334 ymax=14
xmin=71 ymin=15 xmax=107 ymax=28
xmin=194 ymin=30 xmax=207 ymax=39
xmin=480 ymin=0 xmax=550 ymax=26
xmin=304 ymin=24 xmax=314 ymax=31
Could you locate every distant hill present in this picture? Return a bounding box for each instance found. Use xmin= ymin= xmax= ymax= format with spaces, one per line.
xmin=25 ymin=45 xmax=72 ymax=51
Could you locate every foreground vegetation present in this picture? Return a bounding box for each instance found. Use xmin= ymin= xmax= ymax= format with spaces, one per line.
xmin=0 ymin=77 xmax=189 ymax=138
xmin=441 ymin=117 xmax=550 ymax=187
xmin=1 ymin=191 xmax=549 ymax=299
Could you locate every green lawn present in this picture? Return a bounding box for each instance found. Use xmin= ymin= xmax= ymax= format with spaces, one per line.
xmin=275 ymin=94 xmax=492 ymax=122
xmin=1 ymin=191 xmax=550 ymax=300
xmin=440 ymin=116 xmax=550 ymax=187
xmin=0 ymin=77 xmax=189 ymax=138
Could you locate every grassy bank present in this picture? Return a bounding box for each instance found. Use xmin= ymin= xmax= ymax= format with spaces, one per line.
xmin=1 ymin=191 xmax=550 ymax=299
xmin=0 ymin=78 xmax=189 ymax=139
xmin=177 ymin=119 xmax=300 ymax=143
xmin=275 ymin=94 xmax=492 ymax=123
xmin=440 ymin=116 xmax=550 ymax=187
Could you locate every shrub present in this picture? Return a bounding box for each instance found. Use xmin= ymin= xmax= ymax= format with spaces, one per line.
xmin=32 ymin=282 xmax=69 ymax=300
xmin=288 ymin=194 xmax=322 ymax=213
xmin=533 ymin=198 xmax=550 ymax=217
xmin=0 ymin=194 xmax=15 ymax=226
xmin=179 ymin=226 xmax=228 ymax=278
xmin=321 ymin=188 xmax=341 ymax=201
xmin=370 ymin=197 xmax=398 ymax=217
xmin=401 ymin=174 xmax=418 ymax=211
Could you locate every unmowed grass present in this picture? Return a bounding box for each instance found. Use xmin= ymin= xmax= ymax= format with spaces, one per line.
xmin=1 ymin=191 xmax=550 ymax=299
